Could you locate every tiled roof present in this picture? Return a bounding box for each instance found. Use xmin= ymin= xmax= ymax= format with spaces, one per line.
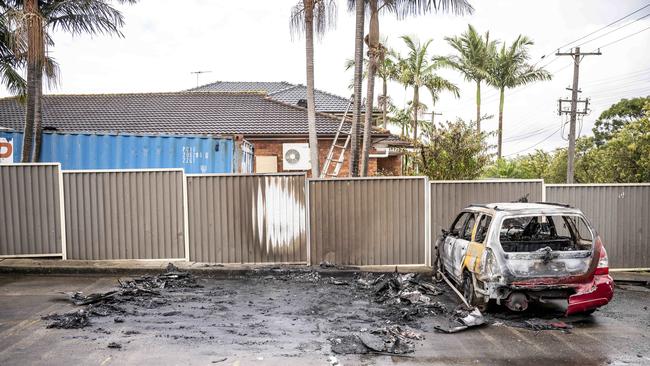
xmin=187 ymin=81 xmax=294 ymax=94
xmin=269 ymin=84 xmax=351 ymax=112
xmin=0 ymin=92 xmax=377 ymax=137
xmin=189 ymin=81 xmax=351 ymax=112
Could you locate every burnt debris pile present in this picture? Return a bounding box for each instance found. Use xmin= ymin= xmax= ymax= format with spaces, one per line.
xmin=359 ymin=273 xmax=447 ymax=321
xmin=42 ymin=263 xmax=200 ymax=329
xmin=330 ymin=325 xmax=423 ymax=355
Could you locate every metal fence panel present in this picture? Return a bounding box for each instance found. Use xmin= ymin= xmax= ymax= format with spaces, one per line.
xmin=0 ymin=164 xmax=64 ymax=257
xmin=187 ymin=174 xmax=307 ymax=263
xmin=63 ymin=170 xmax=186 ymax=260
xmin=546 ymin=184 xmax=650 ymax=269
xmin=430 ymin=180 xmax=544 ymax=237
xmin=308 ymin=177 xmax=426 ymax=266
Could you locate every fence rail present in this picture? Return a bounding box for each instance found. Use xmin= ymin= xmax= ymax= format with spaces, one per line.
xmin=1 ymin=164 xmax=648 ymax=269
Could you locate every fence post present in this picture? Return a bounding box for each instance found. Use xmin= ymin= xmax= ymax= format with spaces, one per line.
xmin=58 ymin=164 xmax=67 ymax=260
xmin=424 ymin=176 xmax=431 ymax=267
xmin=182 ymin=171 xmax=190 ymax=261
xmin=305 ymin=178 xmax=312 ymax=266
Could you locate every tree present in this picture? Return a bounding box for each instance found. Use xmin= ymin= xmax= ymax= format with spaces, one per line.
xmin=592 ymin=96 xmax=649 ymax=146
xmin=348 ymin=0 xmax=364 ymax=177
xmin=3 ymin=0 xmax=137 ymax=162
xmin=0 ymin=16 xmax=25 ymax=95
xmin=350 ymin=0 xmax=473 ymax=176
xmin=411 ymin=118 xmax=490 ymax=180
xmin=441 ymin=24 xmax=495 ymax=133
xmin=423 ymin=73 xmax=459 ymax=124
xmin=291 ymin=0 xmax=336 ymax=177
xmin=377 ymin=46 xmax=398 ymax=128
xmin=396 ymin=35 xmax=436 ymax=140
xmin=484 ymin=35 xmax=551 ymax=158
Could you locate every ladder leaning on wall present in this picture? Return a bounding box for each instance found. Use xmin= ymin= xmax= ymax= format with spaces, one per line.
xmin=320 ymin=97 xmax=354 ymax=178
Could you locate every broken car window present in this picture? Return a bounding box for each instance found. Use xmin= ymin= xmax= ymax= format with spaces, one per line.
xmin=499 ymin=215 xmax=593 ymax=252
xmin=461 ymin=214 xmax=476 ymax=241
xmin=450 ymin=212 xmax=470 ymax=237
xmin=474 ymin=215 xmax=492 ymax=243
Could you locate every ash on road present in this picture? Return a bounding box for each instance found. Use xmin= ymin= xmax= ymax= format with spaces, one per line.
xmin=0 ymin=268 xmax=648 ymax=366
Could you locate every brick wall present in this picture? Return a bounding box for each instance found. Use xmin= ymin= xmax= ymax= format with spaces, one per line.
xmin=249 ymin=138 xmax=394 ymax=177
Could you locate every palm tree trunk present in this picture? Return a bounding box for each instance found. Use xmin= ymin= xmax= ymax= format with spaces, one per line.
xmin=349 ymin=0 xmax=364 ymax=177
xmin=304 ymin=0 xmax=319 ymax=177
xmin=475 ymin=80 xmax=481 ymax=133
xmin=382 ymin=76 xmax=388 ymax=128
xmin=21 ymin=0 xmax=44 ymax=162
xmin=32 ymin=65 xmax=43 ymax=162
xmin=360 ymin=59 xmax=376 ymax=176
xmin=360 ymin=0 xmax=379 ymax=177
xmin=497 ymin=87 xmax=505 ymax=159
xmin=412 ymin=85 xmax=419 ymax=140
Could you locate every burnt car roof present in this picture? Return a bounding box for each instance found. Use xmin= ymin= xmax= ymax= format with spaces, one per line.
xmin=467 ymin=202 xmax=583 ymax=215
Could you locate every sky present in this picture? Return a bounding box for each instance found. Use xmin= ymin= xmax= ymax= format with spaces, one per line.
xmin=2 ymin=0 xmax=650 ymax=157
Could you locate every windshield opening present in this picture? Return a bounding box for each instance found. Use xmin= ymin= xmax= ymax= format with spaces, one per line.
xmin=499 ymin=215 xmax=593 ymax=253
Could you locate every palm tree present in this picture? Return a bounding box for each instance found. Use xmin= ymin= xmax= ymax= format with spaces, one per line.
xmin=291 ymin=0 xmax=336 ymax=177
xmin=377 ymin=46 xmax=398 ymax=128
xmin=0 ymin=16 xmax=25 ymax=95
xmin=441 ymin=24 xmax=496 ymax=133
xmin=485 ymin=35 xmax=551 ymax=158
xmin=423 ymin=73 xmax=459 ymax=125
xmin=396 ymin=35 xmax=438 ymax=140
xmin=350 ymin=0 xmax=473 ymax=176
xmin=348 ymin=0 xmax=364 ymax=177
xmin=3 ymin=0 xmax=137 ymax=162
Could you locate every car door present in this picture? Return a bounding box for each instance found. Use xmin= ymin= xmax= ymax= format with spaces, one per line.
xmin=464 ymin=214 xmax=492 ymax=275
xmin=441 ymin=212 xmax=472 ymax=281
xmin=449 ymin=213 xmax=477 ymax=281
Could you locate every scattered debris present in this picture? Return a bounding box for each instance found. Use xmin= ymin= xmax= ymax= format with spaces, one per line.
xmin=211 ymin=357 xmax=227 ymax=363
xmin=434 ymin=308 xmax=486 ymax=333
xmin=319 ymin=261 xmax=335 ymax=268
xmin=113 ymin=317 xmax=124 ymax=323
xmin=42 ymin=309 xmax=91 ymax=329
xmin=107 ymin=342 xmax=122 ymax=349
xmin=330 ymin=325 xmax=422 ymax=355
xmin=64 ymin=291 xmax=118 ymax=305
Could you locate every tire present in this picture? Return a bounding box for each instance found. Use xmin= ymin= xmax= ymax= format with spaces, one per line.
xmin=462 ymin=272 xmax=489 ymax=311
xmin=462 ymin=272 xmax=476 ymax=307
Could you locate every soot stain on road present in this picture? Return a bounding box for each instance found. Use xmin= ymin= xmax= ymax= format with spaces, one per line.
xmin=39 ymin=264 xmax=628 ymax=359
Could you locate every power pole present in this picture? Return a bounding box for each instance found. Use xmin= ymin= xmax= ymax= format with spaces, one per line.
xmin=555 ymin=47 xmax=600 ymax=183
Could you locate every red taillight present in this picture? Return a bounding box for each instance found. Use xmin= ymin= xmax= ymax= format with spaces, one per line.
xmin=595 ymin=237 xmax=609 ymax=275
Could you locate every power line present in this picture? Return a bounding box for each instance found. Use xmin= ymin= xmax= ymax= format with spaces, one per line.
xmin=532 ymin=4 xmax=650 ymax=66
xmin=504 ymin=127 xmax=563 ymax=157
xmin=577 ymin=12 xmax=650 ymax=47
xmin=598 ymin=24 xmax=650 ymax=48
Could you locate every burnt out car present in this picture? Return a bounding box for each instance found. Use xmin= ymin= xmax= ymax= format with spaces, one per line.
xmin=435 ymin=202 xmax=613 ymax=315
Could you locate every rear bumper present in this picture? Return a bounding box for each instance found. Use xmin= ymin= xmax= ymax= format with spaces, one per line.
xmin=566 ymin=274 xmax=614 ymax=315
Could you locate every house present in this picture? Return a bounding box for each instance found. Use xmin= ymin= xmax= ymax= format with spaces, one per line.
xmin=0 ymin=91 xmax=404 ymax=176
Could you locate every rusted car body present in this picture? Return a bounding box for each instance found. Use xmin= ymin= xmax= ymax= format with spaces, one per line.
xmin=435 ymin=202 xmax=613 ymax=315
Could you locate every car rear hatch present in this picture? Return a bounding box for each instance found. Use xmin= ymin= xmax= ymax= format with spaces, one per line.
xmin=497 ymin=214 xmax=595 ymax=280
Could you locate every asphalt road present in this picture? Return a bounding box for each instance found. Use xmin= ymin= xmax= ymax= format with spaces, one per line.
xmin=0 ymin=272 xmax=648 ymax=366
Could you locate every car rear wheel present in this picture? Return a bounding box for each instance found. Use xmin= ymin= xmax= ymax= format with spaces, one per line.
xmin=462 ymin=272 xmax=476 ymax=306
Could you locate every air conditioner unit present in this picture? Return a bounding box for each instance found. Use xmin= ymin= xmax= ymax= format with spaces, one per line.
xmin=282 ymin=143 xmax=311 ymax=171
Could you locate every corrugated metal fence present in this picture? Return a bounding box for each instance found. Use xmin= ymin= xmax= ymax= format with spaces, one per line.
xmin=2 ymin=163 xmax=649 ymax=269
xmin=430 ymin=180 xmax=545 ymax=237
xmin=308 ymin=177 xmax=428 ymax=266
xmin=187 ymin=174 xmax=307 ymax=263
xmin=0 ymin=164 xmax=65 ymax=257
xmin=63 ymin=169 xmax=187 ymax=260
xmin=546 ymin=184 xmax=650 ymax=269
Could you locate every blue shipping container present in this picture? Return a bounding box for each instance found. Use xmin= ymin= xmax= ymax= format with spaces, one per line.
xmin=0 ymin=131 xmax=239 ymax=174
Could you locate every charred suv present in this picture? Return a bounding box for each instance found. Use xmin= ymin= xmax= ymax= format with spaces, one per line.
xmin=435 ymin=202 xmax=613 ymax=315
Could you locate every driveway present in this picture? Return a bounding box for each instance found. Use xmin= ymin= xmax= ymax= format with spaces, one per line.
xmin=0 ymin=271 xmax=648 ymax=365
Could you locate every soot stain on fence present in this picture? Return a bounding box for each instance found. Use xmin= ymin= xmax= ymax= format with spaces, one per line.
xmin=253 ymin=177 xmax=305 ymax=257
